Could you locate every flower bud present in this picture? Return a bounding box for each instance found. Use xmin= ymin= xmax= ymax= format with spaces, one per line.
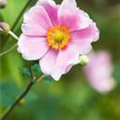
xmin=0 ymin=0 xmax=7 ymax=8
xmin=0 ymin=22 xmax=10 ymax=34
xmin=18 ymin=99 xmax=25 ymax=105
xmin=79 ymin=55 xmax=89 ymax=65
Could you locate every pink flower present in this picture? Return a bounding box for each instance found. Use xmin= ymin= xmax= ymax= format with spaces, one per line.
xmin=18 ymin=0 xmax=99 ymax=80
xmin=84 ymin=51 xmax=115 ymax=93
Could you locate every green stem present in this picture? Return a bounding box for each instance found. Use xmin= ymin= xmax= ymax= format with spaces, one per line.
xmin=29 ymin=62 xmax=34 ymax=80
xmin=0 ymin=43 xmax=17 ymax=57
xmin=8 ymin=31 xmax=19 ymax=40
xmin=0 ymin=31 xmax=18 ymax=57
xmin=11 ymin=0 xmax=32 ymax=31
xmin=0 ymin=74 xmax=45 ymax=120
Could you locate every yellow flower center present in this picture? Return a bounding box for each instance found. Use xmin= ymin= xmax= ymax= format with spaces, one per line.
xmin=47 ymin=25 xmax=70 ymax=50
xmin=54 ymin=31 xmax=64 ymax=42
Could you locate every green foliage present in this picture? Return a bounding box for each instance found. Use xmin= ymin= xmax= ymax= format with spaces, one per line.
xmin=43 ymin=76 xmax=54 ymax=85
xmin=20 ymin=63 xmax=42 ymax=78
xmin=0 ymin=82 xmax=21 ymax=107
xmin=0 ymin=0 xmax=26 ymax=26
xmin=0 ymin=82 xmax=39 ymax=108
xmin=20 ymin=67 xmax=31 ymax=78
xmin=31 ymin=64 xmax=41 ymax=76
xmin=113 ymin=62 xmax=120 ymax=84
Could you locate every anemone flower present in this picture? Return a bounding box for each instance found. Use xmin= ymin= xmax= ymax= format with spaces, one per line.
xmin=84 ymin=51 xmax=115 ymax=93
xmin=18 ymin=0 xmax=99 ymax=80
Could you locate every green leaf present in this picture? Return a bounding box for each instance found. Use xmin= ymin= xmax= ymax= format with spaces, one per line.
xmin=43 ymin=76 xmax=54 ymax=85
xmin=20 ymin=64 xmax=41 ymax=78
xmin=31 ymin=64 xmax=41 ymax=76
xmin=20 ymin=67 xmax=31 ymax=78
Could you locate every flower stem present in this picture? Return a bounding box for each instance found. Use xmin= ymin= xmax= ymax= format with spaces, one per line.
xmin=29 ymin=62 xmax=34 ymax=80
xmin=8 ymin=31 xmax=19 ymax=40
xmin=0 ymin=31 xmax=18 ymax=57
xmin=0 ymin=74 xmax=45 ymax=120
xmin=11 ymin=0 xmax=32 ymax=31
xmin=0 ymin=43 xmax=17 ymax=57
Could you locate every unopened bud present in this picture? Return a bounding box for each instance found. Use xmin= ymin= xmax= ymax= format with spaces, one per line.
xmin=0 ymin=0 xmax=7 ymax=8
xmin=18 ymin=99 xmax=25 ymax=105
xmin=0 ymin=22 xmax=10 ymax=34
xmin=79 ymin=55 xmax=89 ymax=65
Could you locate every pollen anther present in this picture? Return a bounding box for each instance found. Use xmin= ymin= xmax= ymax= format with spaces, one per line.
xmin=47 ymin=25 xmax=70 ymax=50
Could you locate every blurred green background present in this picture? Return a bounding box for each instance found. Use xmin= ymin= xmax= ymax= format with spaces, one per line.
xmin=0 ymin=0 xmax=120 ymax=120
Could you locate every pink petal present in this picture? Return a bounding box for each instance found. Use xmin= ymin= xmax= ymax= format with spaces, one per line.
xmin=71 ymin=23 xmax=99 ymax=42
xmin=78 ymin=10 xmax=93 ymax=30
xmin=69 ymin=41 xmax=92 ymax=55
xmin=65 ymin=64 xmax=73 ymax=73
xmin=39 ymin=49 xmax=59 ymax=75
xmin=59 ymin=12 xmax=81 ymax=32
xmin=68 ymin=23 xmax=99 ymax=54
xmin=37 ymin=0 xmax=60 ymax=25
xmin=84 ymin=51 xmax=115 ymax=93
xmin=58 ymin=0 xmax=93 ymax=31
xmin=58 ymin=0 xmax=78 ymax=31
xmin=22 ymin=23 xmax=46 ymax=37
xmin=51 ymin=45 xmax=80 ymax=80
xmin=18 ymin=34 xmax=49 ymax=60
xmin=40 ymin=44 xmax=80 ymax=81
xmin=22 ymin=6 xmax=52 ymax=36
xmin=59 ymin=0 xmax=77 ymax=11
xmin=88 ymin=76 xmax=115 ymax=93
